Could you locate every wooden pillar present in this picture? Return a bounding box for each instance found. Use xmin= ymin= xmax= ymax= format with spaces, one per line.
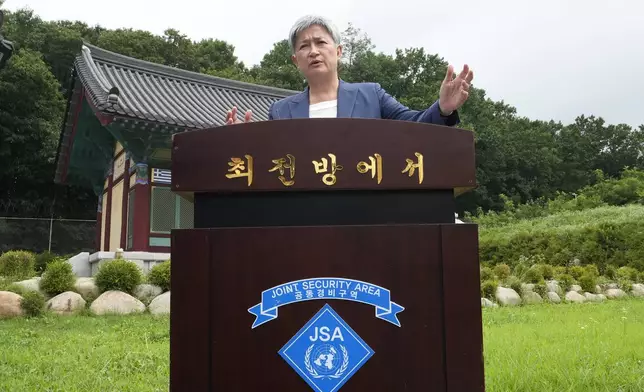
xmin=103 ymin=161 xmax=113 ymax=251
xmin=96 ymin=193 xmax=102 ymax=251
xmin=120 ymin=156 xmax=131 ymax=248
xmin=131 ymin=162 xmax=151 ymax=251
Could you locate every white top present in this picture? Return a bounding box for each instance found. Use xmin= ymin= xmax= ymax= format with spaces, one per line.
xmin=309 ymin=100 xmax=338 ymax=118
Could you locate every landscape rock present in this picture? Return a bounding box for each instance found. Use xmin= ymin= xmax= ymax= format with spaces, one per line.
xmin=13 ymin=277 xmax=41 ymax=293
xmin=495 ymin=287 xmax=522 ymax=306
xmin=570 ymin=285 xmax=582 ymax=292
xmin=546 ymin=292 xmax=561 ymax=303
xmin=521 ymin=283 xmax=535 ymax=293
xmin=631 ymin=284 xmax=644 ymax=297
xmin=148 ymin=291 xmax=171 ymax=315
xmin=605 ymin=289 xmax=627 ymax=299
xmin=584 ymin=292 xmax=603 ymax=303
xmin=523 ymin=291 xmax=543 ymax=305
xmin=0 ymin=291 xmax=24 ymax=318
xmin=134 ymin=284 xmax=163 ymax=304
xmin=546 ymin=280 xmax=562 ymax=295
xmin=565 ymin=291 xmax=586 ymax=303
xmin=46 ymin=291 xmax=86 ymax=315
xmin=90 ymin=290 xmax=145 ymax=315
xmin=74 ymin=278 xmax=99 ymax=299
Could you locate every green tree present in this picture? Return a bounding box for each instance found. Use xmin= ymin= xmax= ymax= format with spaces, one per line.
xmin=96 ymin=28 xmax=166 ymax=64
xmin=194 ymin=37 xmax=243 ymax=73
xmin=249 ymin=39 xmax=303 ymax=90
xmin=0 ymin=48 xmax=65 ymax=213
xmin=340 ymin=23 xmax=374 ymax=70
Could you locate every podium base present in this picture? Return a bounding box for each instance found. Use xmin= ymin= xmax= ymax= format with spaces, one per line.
xmin=170 ymin=224 xmax=484 ymax=392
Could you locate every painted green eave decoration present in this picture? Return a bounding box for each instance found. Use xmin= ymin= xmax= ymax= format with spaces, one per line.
xmin=106 ymin=118 xmax=181 ymax=170
xmin=63 ymin=101 xmax=114 ymax=194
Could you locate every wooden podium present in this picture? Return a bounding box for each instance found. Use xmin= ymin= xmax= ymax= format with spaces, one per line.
xmin=169 ymin=118 xmax=485 ymax=392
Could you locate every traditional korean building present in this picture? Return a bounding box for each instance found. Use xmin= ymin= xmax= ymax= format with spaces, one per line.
xmin=54 ymin=43 xmax=297 ymax=256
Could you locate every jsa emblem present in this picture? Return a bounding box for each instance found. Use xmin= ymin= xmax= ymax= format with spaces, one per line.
xmin=279 ymin=304 xmax=374 ymax=392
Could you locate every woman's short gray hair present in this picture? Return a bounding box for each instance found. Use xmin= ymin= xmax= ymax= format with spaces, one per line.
xmin=288 ymin=15 xmax=342 ymax=53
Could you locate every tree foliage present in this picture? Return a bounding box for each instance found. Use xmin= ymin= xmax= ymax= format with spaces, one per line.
xmin=0 ymin=48 xmax=65 ymax=212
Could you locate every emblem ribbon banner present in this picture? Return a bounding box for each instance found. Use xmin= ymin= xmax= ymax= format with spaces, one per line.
xmin=248 ymin=277 xmax=405 ymax=329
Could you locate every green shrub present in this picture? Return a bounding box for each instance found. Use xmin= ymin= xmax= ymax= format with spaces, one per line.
xmin=0 ymin=250 xmax=36 ymax=280
xmin=553 ymin=266 xmax=567 ymax=279
xmin=478 ymin=205 xmax=644 ymax=271
xmin=493 ymin=264 xmax=511 ymax=280
xmin=605 ymin=265 xmax=617 ymax=279
xmin=584 ymin=264 xmax=600 ymax=278
xmin=34 ymin=251 xmax=59 ymax=275
xmin=618 ymin=279 xmax=633 ymax=291
xmin=596 ymin=275 xmax=610 ymax=286
xmin=581 ymin=168 xmax=644 ymax=206
xmin=480 ymin=266 xmax=494 ymax=281
xmin=0 ymin=277 xmax=8 ymax=290
xmin=578 ymin=273 xmax=597 ymax=293
xmin=480 ymin=280 xmax=498 ymax=299
xmin=505 ymin=276 xmax=522 ymax=294
xmin=148 ymin=261 xmax=171 ymax=292
xmin=471 ymin=169 xmax=644 ymax=229
xmin=95 ymin=259 xmax=142 ymax=294
xmin=524 ymin=266 xmax=544 ymax=284
xmin=629 ymin=258 xmax=644 ymax=272
xmin=21 ymin=290 xmax=46 ymax=318
xmin=513 ymin=260 xmax=530 ymax=280
xmin=538 ymin=264 xmax=554 ymax=280
xmin=558 ymin=274 xmax=574 ymax=292
xmin=4 ymin=282 xmax=27 ymax=296
xmin=616 ymin=266 xmax=639 ymax=281
xmin=568 ymin=266 xmax=585 ymax=280
xmin=40 ymin=259 xmax=75 ymax=297
xmin=638 ymin=272 xmax=644 ymax=284
xmin=533 ymin=283 xmax=547 ymax=298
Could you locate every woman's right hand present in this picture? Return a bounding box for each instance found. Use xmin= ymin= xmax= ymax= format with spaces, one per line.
xmin=225 ymin=106 xmax=252 ymax=125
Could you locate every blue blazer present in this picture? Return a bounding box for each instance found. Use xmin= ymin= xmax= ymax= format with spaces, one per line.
xmin=268 ymin=79 xmax=460 ymax=126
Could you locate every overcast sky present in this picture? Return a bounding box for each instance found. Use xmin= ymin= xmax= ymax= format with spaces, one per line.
xmin=4 ymin=0 xmax=643 ymax=128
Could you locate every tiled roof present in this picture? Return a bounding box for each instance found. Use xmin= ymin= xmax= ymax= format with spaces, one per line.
xmin=75 ymin=43 xmax=298 ymax=127
xmin=54 ymin=43 xmax=299 ymax=187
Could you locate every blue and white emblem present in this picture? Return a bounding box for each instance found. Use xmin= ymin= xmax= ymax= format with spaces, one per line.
xmin=279 ymin=304 xmax=374 ymax=392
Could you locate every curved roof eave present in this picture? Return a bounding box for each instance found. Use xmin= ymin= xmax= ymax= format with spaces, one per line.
xmin=75 ymin=42 xmax=300 ymax=128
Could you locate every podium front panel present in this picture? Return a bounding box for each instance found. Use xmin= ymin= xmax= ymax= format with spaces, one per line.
xmin=170 ymin=224 xmax=484 ymax=392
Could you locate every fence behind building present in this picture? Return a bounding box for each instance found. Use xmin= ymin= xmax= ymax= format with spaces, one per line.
xmin=0 ymin=217 xmax=96 ymax=255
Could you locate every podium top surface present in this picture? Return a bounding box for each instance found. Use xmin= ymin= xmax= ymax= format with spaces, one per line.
xmin=171 ymin=118 xmax=476 ymax=196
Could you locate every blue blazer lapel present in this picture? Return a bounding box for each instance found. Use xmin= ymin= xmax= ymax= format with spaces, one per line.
xmin=337 ymin=80 xmax=357 ymax=118
xmin=288 ymin=80 xmax=357 ymax=118
xmin=288 ymin=89 xmax=309 ymax=118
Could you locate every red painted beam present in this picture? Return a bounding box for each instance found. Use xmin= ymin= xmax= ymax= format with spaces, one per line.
xmin=131 ymin=164 xmax=151 ymax=252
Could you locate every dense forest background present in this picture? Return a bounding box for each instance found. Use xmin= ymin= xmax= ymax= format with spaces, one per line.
xmin=1 ymin=4 xmax=643 ymax=253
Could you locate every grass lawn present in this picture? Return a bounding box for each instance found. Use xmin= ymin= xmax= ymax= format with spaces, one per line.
xmin=1 ymin=299 xmax=643 ymax=391
xmin=483 ymin=298 xmax=644 ymax=391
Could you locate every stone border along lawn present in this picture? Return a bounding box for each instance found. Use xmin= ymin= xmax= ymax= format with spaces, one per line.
xmin=484 ymin=280 xmax=644 ymax=307
xmin=1 ymin=275 xmax=644 ymax=319
xmin=0 ymin=276 xmax=170 ymax=318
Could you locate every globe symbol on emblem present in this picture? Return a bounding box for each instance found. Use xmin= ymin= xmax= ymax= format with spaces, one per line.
xmin=312 ymin=344 xmax=340 ymax=374
xmin=305 ymin=343 xmax=349 ymax=379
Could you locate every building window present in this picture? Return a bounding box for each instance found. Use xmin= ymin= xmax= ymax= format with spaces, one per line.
xmin=150 ymin=186 xmax=194 ymax=234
